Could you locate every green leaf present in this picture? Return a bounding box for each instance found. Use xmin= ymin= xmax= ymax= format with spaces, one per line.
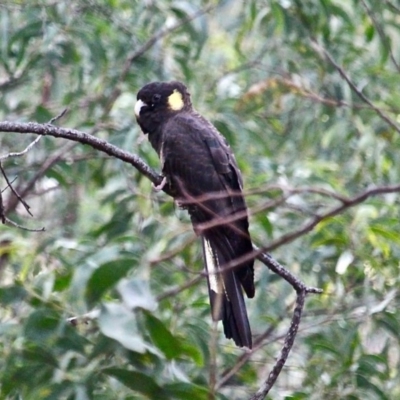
xmin=0 ymin=284 xmax=27 ymax=305
xmin=143 ymin=311 xmax=182 ymax=360
xmin=56 ymin=323 xmax=89 ymax=354
xmin=24 ymin=310 xmax=60 ymax=343
xmin=85 ymin=259 xmax=135 ymax=306
xmin=117 ymin=278 xmax=158 ymax=312
xmin=357 ymin=354 xmax=388 ymax=379
xmin=33 ymin=105 xmax=53 ymax=123
xmin=369 ymin=224 xmax=400 ymax=246
xmin=164 ymin=382 xmax=209 ymax=400
xmin=356 ymin=373 xmax=390 ymax=400
xmin=376 ymin=312 xmax=400 ymax=341
xmin=103 ymin=368 xmax=166 ymax=397
xmin=22 ymin=344 xmax=58 ymax=368
xmin=98 ymin=303 xmax=156 ymax=354
xmin=365 ymin=23 xmax=375 ymax=42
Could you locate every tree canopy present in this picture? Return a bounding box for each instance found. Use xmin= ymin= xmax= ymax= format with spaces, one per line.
xmin=1 ymin=1 xmax=400 ymax=399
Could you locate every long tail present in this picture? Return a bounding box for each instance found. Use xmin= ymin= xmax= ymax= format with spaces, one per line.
xmin=202 ymin=236 xmax=252 ymax=348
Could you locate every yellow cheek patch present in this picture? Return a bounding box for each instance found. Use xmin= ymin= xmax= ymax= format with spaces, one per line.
xmin=168 ymin=89 xmax=184 ymax=111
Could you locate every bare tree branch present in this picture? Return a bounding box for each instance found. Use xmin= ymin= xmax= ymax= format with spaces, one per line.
xmin=217 ymin=317 xmax=284 ymax=390
xmin=0 ymin=163 xmax=32 ymax=216
xmin=239 ymin=76 xmax=400 ymax=114
xmin=4 ymin=141 xmax=78 ymax=214
xmin=263 ymin=183 xmax=400 ymax=253
xmin=385 ymin=0 xmax=400 ymax=13
xmin=0 ymin=189 xmax=5 ymax=224
xmin=3 ymin=217 xmax=45 ymax=232
xmin=361 ymin=0 xmax=400 ymax=72
xmin=0 ymin=121 xmax=164 ymax=187
xmin=156 ymin=276 xmax=202 ymax=301
xmin=1 ymin=109 xmax=69 ymax=215
xmin=249 ymin=290 xmax=306 ymax=399
xmin=2 ymin=120 xmax=399 ymax=267
xmin=48 ymin=108 xmax=69 ymax=125
xmin=216 ymin=249 xmax=316 ymax=399
xmin=256 ymin=250 xmax=321 ymax=294
xmin=2 ymin=120 xmax=399 ymax=248
xmin=0 ymin=134 xmax=43 ymax=161
xmin=311 ymin=40 xmax=400 ymax=135
xmin=196 ymin=183 xmax=400 ymax=277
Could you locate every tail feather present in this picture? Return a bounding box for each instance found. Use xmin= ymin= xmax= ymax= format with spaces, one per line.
xmin=202 ymin=236 xmax=252 ymax=348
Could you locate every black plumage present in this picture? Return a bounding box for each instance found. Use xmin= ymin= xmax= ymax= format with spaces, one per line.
xmin=135 ymin=81 xmax=255 ymax=348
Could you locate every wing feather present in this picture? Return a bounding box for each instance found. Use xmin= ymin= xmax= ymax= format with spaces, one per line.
xmin=162 ymin=112 xmax=255 ymax=347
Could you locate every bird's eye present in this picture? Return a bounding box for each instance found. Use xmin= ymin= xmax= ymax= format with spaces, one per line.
xmin=152 ymin=94 xmax=161 ymax=103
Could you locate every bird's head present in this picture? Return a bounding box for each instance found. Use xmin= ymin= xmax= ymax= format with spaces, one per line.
xmin=135 ymin=81 xmax=192 ymax=134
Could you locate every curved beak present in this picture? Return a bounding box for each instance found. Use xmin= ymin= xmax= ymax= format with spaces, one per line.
xmin=134 ymin=99 xmax=146 ymax=118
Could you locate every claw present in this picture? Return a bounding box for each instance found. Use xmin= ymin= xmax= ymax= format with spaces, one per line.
xmin=153 ymin=176 xmax=167 ymax=191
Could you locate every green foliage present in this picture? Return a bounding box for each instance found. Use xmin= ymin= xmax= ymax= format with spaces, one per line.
xmin=1 ymin=0 xmax=400 ymax=398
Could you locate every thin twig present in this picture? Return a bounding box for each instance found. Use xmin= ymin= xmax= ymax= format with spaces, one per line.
xmin=0 ymin=134 xmax=43 ymax=161
xmin=262 ymin=183 xmax=400 ymax=253
xmin=385 ymin=0 xmax=400 ymax=13
xmin=0 ymin=109 xmax=68 ymax=215
xmin=216 ymin=320 xmax=282 ymax=390
xmin=4 ymin=141 xmax=77 ymax=214
xmin=249 ymin=290 xmax=306 ymax=399
xmin=4 ymin=217 xmax=45 ymax=232
xmin=156 ymin=276 xmax=202 ymax=301
xmin=257 ymin=250 xmax=322 ymax=294
xmin=67 ymin=309 xmax=100 ymax=326
xmin=149 ymin=234 xmax=196 ymax=266
xmin=0 ymin=121 xmax=163 ymax=187
xmin=48 ymin=108 xmax=68 ymax=124
xmin=0 ymin=163 xmax=32 ymax=216
xmin=3 ymin=121 xmax=399 ymax=274
xmin=199 ymin=183 xmax=400 ymax=276
xmin=240 ymin=76 xmax=400 ymax=114
xmin=0 ymin=176 xmax=17 ymax=193
xmin=217 ymin=249 xmax=317 ymax=399
xmin=360 ymin=0 xmax=400 ymax=72
xmin=209 ymin=321 xmax=219 ymax=400
xmin=104 ymin=4 xmax=215 ymax=114
xmin=0 ymin=190 xmax=5 ymax=224
xmin=311 ymin=39 xmax=400 ymax=135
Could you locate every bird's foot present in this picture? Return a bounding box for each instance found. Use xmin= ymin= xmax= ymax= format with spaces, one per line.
xmin=153 ymin=177 xmax=167 ymax=191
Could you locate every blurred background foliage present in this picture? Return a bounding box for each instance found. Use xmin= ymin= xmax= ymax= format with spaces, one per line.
xmin=0 ymin=0 xmax=400 ymax=399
